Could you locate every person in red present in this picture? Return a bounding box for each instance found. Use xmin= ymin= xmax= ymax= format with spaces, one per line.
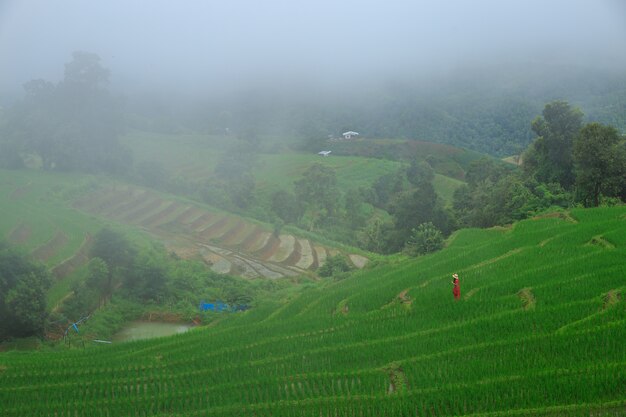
xmin=452 ymin=273 xmax=460 ymax=300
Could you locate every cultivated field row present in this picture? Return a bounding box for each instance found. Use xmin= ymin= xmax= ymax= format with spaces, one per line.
xmin=73 ymin=185 xmax=368 ymax=279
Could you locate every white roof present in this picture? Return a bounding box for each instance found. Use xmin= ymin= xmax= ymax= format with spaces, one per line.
xmin=342 ymin=131 xmax=359 ymax=135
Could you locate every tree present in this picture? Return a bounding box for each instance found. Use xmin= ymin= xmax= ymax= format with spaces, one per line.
xmin=406 ymin=159 xmax=434 ymax=186
xmin=370 ymin=170 xmax=406 ymax=208
xmin=270 ymin=189 xmax=300 ymax=223
xmin=0 ymin=242 xmax=50 ymax=339
xmin=3 ymin=52 xmax=130 ymax=174
xmin=90 ymin=228 xmax=136 ymax=298
xmin=465 ymin=158 xmax=507 ymax=188
xmin=573 ymin=123 xmax=626 ymax=206
xmin=404 ymin=222 xmax=444 ymax=256
xmin=318 ymin=255 xmax=352 ymax=278
xmin=387 ymin=181 xmax=439 ymax=249
xmin=86 ymin=258 xmax=109 ymax=306
xmin=126 ymin=251 xmax=168 ymax=302
xmin=523 ymin=101 xmax=583 ymax=188
xmin=344 ymin=188 xmax=368 ymax=229
xmin=294 ymin=163 xmax=340 ymax=231
xmin=358 ymin=216 xmax=394 ymax=253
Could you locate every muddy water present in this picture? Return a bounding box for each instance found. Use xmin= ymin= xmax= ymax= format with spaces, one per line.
xmin=112 ymin=321 xmax=191 ymax=342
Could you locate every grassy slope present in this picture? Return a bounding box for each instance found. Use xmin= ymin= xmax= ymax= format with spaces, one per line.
xmin=0 ymin=170 xmax=106 ymax=308
xmin=122 ymin=130 xmax=464 ymax=204
xmin=0 ymin=168 xmax=370 ymax=299
xmin=0 ymin=169 xmax=204 ymax=308
xmin=1 ymin=206 xmax=624 ymax=416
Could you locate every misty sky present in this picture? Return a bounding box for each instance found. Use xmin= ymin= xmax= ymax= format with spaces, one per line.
xmin=1 ymin=0 xmax=625 ymax=94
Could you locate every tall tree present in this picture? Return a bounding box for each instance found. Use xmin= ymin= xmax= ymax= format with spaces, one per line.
xmin=573 ymin=123 xmax=626 ymax=206
xmin=0 ymin=242 xmax=50 ymax=340
xmin=294 ymin=163 xmax=340 ymax=231
xmin=523 ymin=101 xmax=583 ymax=188
xmin=86 ymin=258 xmax=110 ymax=306
xmin=4 ymin=52 xmax=130 ymax=173
xmin=270 ymin=189 xmax=300 ymax=223
xmin=406 ymin=158 xmax=434 ymax=186
xmin=387 ymin=181 xmax=444 ymax=251
xmin=90 ymin=228 xmax=136 ymax=298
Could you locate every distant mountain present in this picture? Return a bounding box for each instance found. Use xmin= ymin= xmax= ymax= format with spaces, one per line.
xmin=126 ymin=65 xmax=626 ymax=157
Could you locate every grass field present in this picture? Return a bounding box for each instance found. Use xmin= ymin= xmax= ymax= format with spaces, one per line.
xmin=121 ymin=130 xmax=464 ymax=204
xmin=1 ymin=205 xmax=624 ymax=416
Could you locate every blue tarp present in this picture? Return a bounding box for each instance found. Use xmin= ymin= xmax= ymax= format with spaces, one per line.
xmin=200 ymin=301 xmax=249 ymax=312
xmin=200 ymin=302 xmax=215 ymax=311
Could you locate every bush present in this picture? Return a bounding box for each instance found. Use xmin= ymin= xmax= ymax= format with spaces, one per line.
xmin=318 ymin=255 xmax=352 ymax=278
xmin=403 ymin=222 xmax=444 ymax=256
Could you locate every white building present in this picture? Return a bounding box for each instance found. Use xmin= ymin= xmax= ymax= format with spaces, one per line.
xmin=342 ymin=131 xmax=359 ymax=140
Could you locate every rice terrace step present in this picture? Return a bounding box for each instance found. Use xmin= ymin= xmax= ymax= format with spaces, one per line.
xmin=75 ymin=185 xmax=368 ymax=278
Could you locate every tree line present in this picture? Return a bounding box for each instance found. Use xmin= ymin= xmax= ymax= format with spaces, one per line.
xmin=1 ymin=52 xmax=130 ymax=174
xmin=455 ymin=101 xmax=626 ymax=231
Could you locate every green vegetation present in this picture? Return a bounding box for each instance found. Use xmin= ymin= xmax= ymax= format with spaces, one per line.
xmin=0 ymin=55 xmax=625 ymax=415
xmin=1 ymin=205 xmax=624 ymax=415
xmin=0 ymin=242 xmax=50 ymax=339
xmin=119 ymin=129 xmax=468 ymax=251
xmin=403 ymin=222 xmax=444 ymax=256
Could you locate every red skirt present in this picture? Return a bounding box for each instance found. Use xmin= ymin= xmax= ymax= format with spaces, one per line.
xmin=453 ymin=286 xmax=460 ymax=300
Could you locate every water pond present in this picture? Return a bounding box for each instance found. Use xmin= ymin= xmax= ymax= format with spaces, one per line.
xmin=112 ymin=321 xmax=192 ymax=342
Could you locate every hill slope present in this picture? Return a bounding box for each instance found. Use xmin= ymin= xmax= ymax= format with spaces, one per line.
xmin=1 ymin=206 xmax=625 ymax=416
xmin=0 ymin=169 xmax=369 ymax=287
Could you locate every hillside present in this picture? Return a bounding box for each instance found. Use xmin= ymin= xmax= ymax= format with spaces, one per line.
xmin=120 ymin=131 xmax=468 ymax=204
xmin=1 ymin=206 xmax=624 ymax=416
xmin=0 ymin=169 xmax=368 ymax=286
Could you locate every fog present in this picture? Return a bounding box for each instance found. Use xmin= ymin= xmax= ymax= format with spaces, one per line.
xmin=1 ymin=0 xmax=625 ymax=96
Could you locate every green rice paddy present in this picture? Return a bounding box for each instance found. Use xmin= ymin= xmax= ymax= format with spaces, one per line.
xmin=1 ymin=200 xmax=624 ymax=416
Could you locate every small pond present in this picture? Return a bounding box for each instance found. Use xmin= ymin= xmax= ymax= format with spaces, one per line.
xmin=112 ymin=321 xmax=192 ymax=342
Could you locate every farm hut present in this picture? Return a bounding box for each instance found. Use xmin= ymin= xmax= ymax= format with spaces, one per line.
xmin=342 ymin=131 xmax=359 ymax=139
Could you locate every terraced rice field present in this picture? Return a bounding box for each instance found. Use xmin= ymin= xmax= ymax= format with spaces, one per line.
xmin=0 ymin=170 xmax=103 ymax=308
xmin=1 ymin=206 xmax=624 ymax=416
xmin=73 ymin=185 xmax=368 ymax=278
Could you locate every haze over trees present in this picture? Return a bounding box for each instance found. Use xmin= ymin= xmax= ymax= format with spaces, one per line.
xmin=2 ymin=52 xmax=130 ymax=173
